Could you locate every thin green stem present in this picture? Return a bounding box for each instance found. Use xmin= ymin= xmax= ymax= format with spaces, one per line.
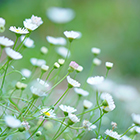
xmin=54 ymin=87 xmax=69 ymax=107
xmin=65 ymin=42 xmax=71 ymax=62
xmin=105 ymin=69 xmax=109 ymax=79
xmin=13 ymin=36 xmax=19 ymax=50
xmin=53 ymin=118 xmax=65 ymax=140
xmin=0 ymin=48 xmax=3 ymax=59
xmin=39 ymin=71 xmax=44 ymax=79
xmin=121 ymin=125 xmax=135 ymax=137
xmin=0 ymin=127 xmax=9 ymax=136
xmin=0 ymin=59 xmax=9 ymax=71
xmin=17 ymin=90 xmax=23 ymax=105
xmin=92 ymin=113 xmax=104 ymax=125
xmin=79 ymin=108 xmax=85 ymax=126
xmin=0 ymin=59 xmax=10 ymax=92
xmin=53 ymin=125 xmax=68 ymax=140
xmin=9 ymin=88 xmax=16 ymax=98
xmin=46 ymin=67 xmax=54 ymax=81
xmin=75 ymin=95 xmax=81 ymax=108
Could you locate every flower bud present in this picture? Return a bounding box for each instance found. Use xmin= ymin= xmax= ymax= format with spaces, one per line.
xmin=36 ymin=131 xmax=42 ymax=137
xmin=58 ymin=59 xmax=65 ymax=66
xmin=40 ymin=46 xmax=48 ymax=54
xmin=105 ymin=62 xmax=113 ymax=70
xmin=54 ymin=62 xmax=60 ymax=69
xmin=41 ymin=64 xmax=49 ymax=72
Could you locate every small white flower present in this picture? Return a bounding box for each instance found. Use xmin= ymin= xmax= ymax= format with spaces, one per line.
xmin=130 ymin=125 xmax=140 ymax=133
xmin=56 ymin=46 xmax=70 ymax=58
xmin=131 ymin=113 xmax=140 ymax=125
xmin=59 ymin=104 xmax=77 ymax=115
xmin=40 ymin=46 xmax=48 ymax=54
xmin=83 ymin=120 xmax=97 ymax=131
xmin=41 ymin=64 xmax=49 ymax=72
xmin=5 ymin=115 xmax=21 ymax=128
xmin=5 ymin=47 xmax=23 ymax=60
xmin=0 ymin=17 xmax=5 ymax=26
xmin=87 ymin=76 xmax=104 ymax=85
xmin=58 ymin=59 xmax=65 ymax=66
xmin=21 ymin=69 xmax=31 ymax=78
xmin=76 ymin=65 xmax=83 ymax=73
xmin=74 ymin=88 xmax=89 ymax=96
xmin=64 ymin=31 xmax=81 ymax=41
xmin=111 ymin=121 xmax=117 ymax=129
xmin=9 ymin=26 xmax=29 ymax=34
xmin=101 ymin=93 xmax=115 ymax=112
xmin=20 ymin=35 xmax=34 ymax=48
xmin=83 ymin=100 xmax=93 ymax=109
xmin=0 ymin=36 xmax=14 ymax=47
xmin=41 ymin=108 xmax=56 ymax=118
xmin=105 ymin=129 xmax=121 ymax=140
xmin=54 ymin=62 xmax=60 ymax=69
xmin=105 ymin=62 xmax=113 ymax=69
xmin=91 ymin=47 xmax=101 ymax=55
xmin=47 ymin=7 xmax=75 ymax=24
xmin=121 ymin=135 xmax=131 ymax=140
xmin=93 ymin=58 xmax=101 ymax=66
xmin=67 ymin=76 xmax=80 ymax=88
xmin=21 ymin=121 xmax=30 ymax=130
xmin=30 ymin=58 xmax=46 ymax=67
xmin=15 ymin=82 xmax=27 ymax=90
xmin=68 ymin=113 xmax=80 ymax=123
xmin=69 ymin=61 xmax=79 ymax=70
xmin=23 ymin=15 xmax=43 ymax=31
xmin=46 ymin=36 xmax=66 ymax=45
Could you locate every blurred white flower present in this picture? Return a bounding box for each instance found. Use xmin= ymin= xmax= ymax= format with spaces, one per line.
xmin=74 ymin=88 xmax=89 ymax=96
xmin=93 ymin=58 xmax=101 ymax=66
xmin=56 ymin=47 xmax=70 ymax=58
xmin=41 ymin=108 xmax=56 ymax=118
xmin=68 ymin=113 xmax=80 ymax=124
xmin=114 ymin=85 xmax=138 ymax=101
xmin=54 ymin=62 xmax=60 ymax=69
xmin=58 ymin=59 xmax=65 ymax=66
xmin=69 ymin=61 xmax=79 ymax=70
xmin=21 ymin=121 xmax=30 ymax=130
xmin=41 ymin=64 xmax=49 ymax=72
xmin=0 ymin=17 xmax=5 ymax=26
xmin=131 ymin=113 xmax=140 ymax=125
xmin=9 ymin=26 xmax=29 ymax=34
xmin=23 ymin=15 xmax=43 ymax=31
xmin=30 ymin=58 xmax=46 ymax=67
xmin=20 ymin=35 xmax=34 ymax=48
xmin=101 ymin=93 xmax=115 ymax=112
xmin=46 ymin=36 xmax=66 ymax=45
xmin=76 ymin=65 xmax=83 ymax=73
xmin=0 ymin=36 xmax=14 ymax=47
xmin=5 ymin=115 xmax=21 ymax=128
xmin=83 ymin=100 xmax=93 ymax=109
xmin=5 ymin=47 xmax=23 ymax=60
xmin=64 ymin=31 xmax=81 ymax=41
xmin=91 ymin=47 xmax=101 ymax=55
xmin=47 ymin=7 xmax=75 ymax=24
xmin=67 ymin=76 xmax=80 ymax=88
xmin=21 ymin=69 xmax=31 ymax=78
xmin=105 ymin=62 xmax=113 ymax=69
xmin=83 ymin=120 xmax=97 ymax=131
xmin=105 ymin=129 xmax=121 ymax=139
xmin=87 ymin=76 xmax=104 ymax=85
xmin=40 ymin=46 xmax=48 ymax=54
xmin=121 ymin=135 xmax=132 ymax=140
xmin=59 ymin=104 xmax=77 ymax=115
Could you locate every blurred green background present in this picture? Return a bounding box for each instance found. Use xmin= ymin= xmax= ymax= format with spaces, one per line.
xmin=0 ymin=0 xmax=140 ymax=139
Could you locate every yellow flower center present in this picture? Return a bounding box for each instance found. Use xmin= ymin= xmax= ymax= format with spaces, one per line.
xmin=16 ymin=29 xmax=20 ymax=32
xmin=43 ymin=111 xmax=50 ymax=116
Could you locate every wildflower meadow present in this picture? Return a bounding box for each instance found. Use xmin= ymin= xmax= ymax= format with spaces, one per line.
xmin=0 ymin=1 xmax=140 ymax=140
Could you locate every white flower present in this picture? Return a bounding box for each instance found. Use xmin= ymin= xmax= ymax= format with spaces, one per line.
xmin=69 ymin=61 xmax=79 ymax=70
xmin=93 ymin=58 xmax=101 ymax=66
xmin=121 ymin=135 xmax=131 ymax=140
xmin=41 ymin=108 xmax=56 ymax=118
xmin=21 ymin=69 xmax=31 ymax=78
xmin=0 ymin=36 xmax=14 ymax=47
xmin=101 ymin=93 xmax=115 ymax=112
xmin=131 ymin=113 xmax=140 ymax=125
xmin=56 ymin=46 xmax=70 ymax=58
xmin=105 ymin=129 xmax=121 ymax=140
xmin=130 ymin=125 xmax=140 ymax=133
xmin=64 ymin=31 xmax=81 ymax=40
xmin=91 ymin=47 xmax=101 ymax=55
xmin=68 ymin=113 xmax=80 ymax=123
xmin=83 ymin=120 xmax=97 ymax=131
xmin=40 ymin=46 xmax=48 ymax=54
xmin=83 ymin=100 xmax=93 ymax=109
xmin=105 ymin=62 xmax=113 ymax=69
xmin=5 ymin=115 xmax=21 ymax=128
xmin=87 ymin=76 xmax=104 ymax=85
xmin=0 ymin=17 xmax=5 ymax=26
xmin=30 ymin=78 xmax=49 ymax=97
xmin=9 ymin=26 xmax=29 ymax=34
xmin=74 ymin=88 xmax=89 ymax=96
xmin=30 ymin=58 xmax=46 ymax=67
xmin=20 ymin=35 xmax=34 ymax=48
xmin=23 ymin=15 xmax=43 ymax=31
xmin=58 ymin=59 xmax=65 ymax=66
xmin=21 ymin=121 xmax=30 ymax=130
xmin=54 ymin=62 xmax=60 ymax=69
xmin=41 ymin=64 xmax=49 ymax=72
xmin=59 ymin=104 xmax=77 ymax=115
xmin=67 ymin=76 xmax=80 ymax=88
xmin=47 ymin=7 xmax=75 ymax=24
xmin=114 ymin=85 xmax=138 ymax=101
xmin=76 ymin=65 xmax=83 ymax=73
xmin=46 ymin=36 xmax=66 ymax=45
xmin=5 ymin=48 xmax=23 ymax=60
